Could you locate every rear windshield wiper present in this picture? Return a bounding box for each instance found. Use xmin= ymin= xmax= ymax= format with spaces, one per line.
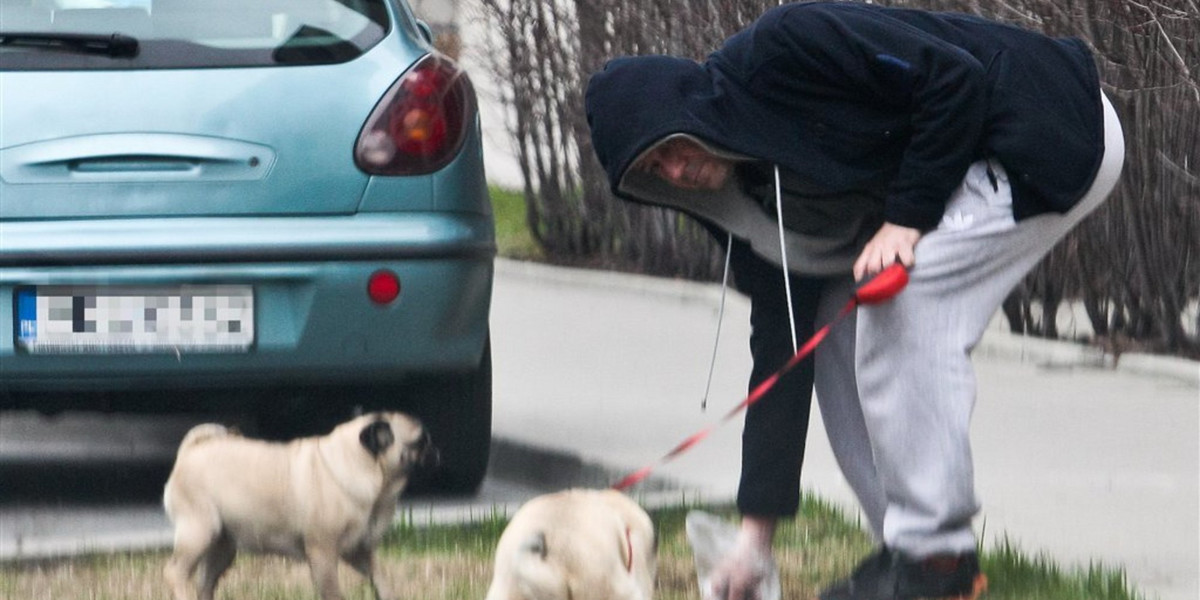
xmin=0 ymin=32 xmax=139 ymax=58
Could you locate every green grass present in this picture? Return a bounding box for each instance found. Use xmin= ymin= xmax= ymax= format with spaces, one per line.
xmin=0 ymin=497 xmax=1143 ymax=599
xmin=381 ymin=497 xmax=1144 ymax=600
xmin=981 ymin=537 xmax=1142 ymax=600
xmin=491 ymin=185 xmax=543 ymax=261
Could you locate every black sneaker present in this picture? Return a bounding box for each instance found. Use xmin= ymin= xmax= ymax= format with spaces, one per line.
xmin=819 ymin=547 xmax=894 ymax=600
xmin=819 ymin=547 xmax=988 ymax=600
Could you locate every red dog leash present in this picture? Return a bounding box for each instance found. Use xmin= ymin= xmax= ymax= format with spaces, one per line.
xmin=611 ymin=264 xmax=909 ymax=492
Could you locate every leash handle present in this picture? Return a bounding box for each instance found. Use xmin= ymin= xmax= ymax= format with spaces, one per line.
xmin=611 ymin=264 xmax=908 ymax=492
xmin=855 ymin=262 xmax=910 ymax=305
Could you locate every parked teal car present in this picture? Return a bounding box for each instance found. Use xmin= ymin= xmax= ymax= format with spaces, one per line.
xmin=0 ymin=0 xmax=495 ymax=493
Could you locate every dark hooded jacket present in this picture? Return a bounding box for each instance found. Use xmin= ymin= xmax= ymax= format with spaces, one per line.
xmin=585 ymin=1 xmax=1105 ymax=234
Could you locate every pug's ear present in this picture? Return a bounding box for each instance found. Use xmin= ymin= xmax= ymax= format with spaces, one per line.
xmin=359 ymin=420 xmax=394 ymax=457
xmin=522 ymin=531 xmax=548 ymax=561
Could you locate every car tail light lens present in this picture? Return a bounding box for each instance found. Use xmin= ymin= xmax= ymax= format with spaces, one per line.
xmin=367 ymin=270 xmax=401 ymax=304
xmin=355 ymin=53 xmax=477 ymax=175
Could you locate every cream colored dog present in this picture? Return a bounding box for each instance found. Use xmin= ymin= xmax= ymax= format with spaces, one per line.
xmin=162 ymin=412 xmax=432 ymax=600
xmin=485 ymin=489 xmax=657 ymax=600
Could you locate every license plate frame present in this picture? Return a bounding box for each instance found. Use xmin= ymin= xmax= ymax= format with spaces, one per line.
xmin=15 ymin=284 xmax=255 ymax=355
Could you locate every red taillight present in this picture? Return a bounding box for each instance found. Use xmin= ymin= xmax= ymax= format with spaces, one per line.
xmin=355 ymin=53 xmax=476 ymax=175
xmin=367 ymin=270 xmax=401 ymax=304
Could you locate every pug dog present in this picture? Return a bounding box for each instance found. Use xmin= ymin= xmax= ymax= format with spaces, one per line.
xmin=485 ymin=489 xmax=657 ymax=600
xmin=162 ymin=412 xmax=432 ymax=600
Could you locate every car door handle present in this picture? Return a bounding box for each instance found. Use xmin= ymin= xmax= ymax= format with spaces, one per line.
xmin=1 ymin=133 xmax=275 ymax=183
xmin=70 ymin=156 xmax=202 ymax=174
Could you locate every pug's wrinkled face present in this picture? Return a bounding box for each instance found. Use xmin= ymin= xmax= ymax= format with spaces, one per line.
xmin=359 ymin=412 xmax=437 ymax=477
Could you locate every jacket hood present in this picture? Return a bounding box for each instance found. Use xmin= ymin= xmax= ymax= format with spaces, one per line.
xmin=585 ymin=55 xmax=730 ymax=195
xmin=584 ymin=56 xmax=877 ymax=276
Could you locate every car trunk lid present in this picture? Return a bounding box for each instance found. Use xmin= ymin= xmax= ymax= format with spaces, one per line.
xmin=0 ymin=57 xmax=399 ymax=219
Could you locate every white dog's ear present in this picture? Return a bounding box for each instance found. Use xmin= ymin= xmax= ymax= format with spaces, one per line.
xmin=522 ymin=531 xmax=548 ymax=560
xmin=359 ymin=420 xmax=394 ymax=457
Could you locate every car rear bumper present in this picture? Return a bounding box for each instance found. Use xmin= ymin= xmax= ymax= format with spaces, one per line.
xmin=0 ymin=213 xmax=494 ymax=392
xmin=0 ymin=213 xmax=494 ymax=266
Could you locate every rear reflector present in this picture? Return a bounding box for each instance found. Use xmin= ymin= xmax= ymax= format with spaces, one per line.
xmin=355 ymin=53 xmax=476 ymax=175
xmin=367 ymin=270 xmax=401 ymax=304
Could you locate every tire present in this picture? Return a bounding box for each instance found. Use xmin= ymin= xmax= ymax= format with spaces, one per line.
xmin=402 ymin=337 xmax=493 ymax=496
xmin=253 ymin=388 xmax=357 ymax=441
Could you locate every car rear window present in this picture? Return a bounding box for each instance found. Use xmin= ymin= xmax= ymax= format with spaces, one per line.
xmin=0 ymin=0 xmax=392 ymax=70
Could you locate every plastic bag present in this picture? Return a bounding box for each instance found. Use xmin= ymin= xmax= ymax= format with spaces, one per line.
xmin=685 ymin=511 xmax=780 ymax=600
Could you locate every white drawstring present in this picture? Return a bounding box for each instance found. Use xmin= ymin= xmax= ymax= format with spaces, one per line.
xmin=701 ymin=231 xmax=734 ymax=412
xmin=699 ymin=165 xmax=798 ymax=411
xmin=774 ymin=165 xmax=799 ymax=352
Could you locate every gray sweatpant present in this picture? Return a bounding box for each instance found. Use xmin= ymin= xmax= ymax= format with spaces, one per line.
xmin=814 ymin=94 xmax=1125 ymax=558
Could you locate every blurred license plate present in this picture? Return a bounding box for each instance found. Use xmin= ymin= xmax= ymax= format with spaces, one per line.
xmin=15 ymin=285 xmax=254 ymax=354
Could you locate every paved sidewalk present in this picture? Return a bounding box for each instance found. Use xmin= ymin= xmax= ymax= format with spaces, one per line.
xmin=490 ymin=258 xmax=1199 ymax=600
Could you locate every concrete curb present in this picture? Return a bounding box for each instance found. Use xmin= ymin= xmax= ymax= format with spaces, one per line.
xmin=496 ymin=258 xmax=1199 ymax=386
xmin=973 ymin=328 xmax=1199 ymax=384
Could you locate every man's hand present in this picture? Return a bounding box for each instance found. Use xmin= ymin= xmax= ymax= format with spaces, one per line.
xmin=703 ymin=516 xmax=777 ymax=600
xmin=706 ymin=547 xmax=773 ymax=600
xmin=854 ymin=222 xmax=922 ymax=281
